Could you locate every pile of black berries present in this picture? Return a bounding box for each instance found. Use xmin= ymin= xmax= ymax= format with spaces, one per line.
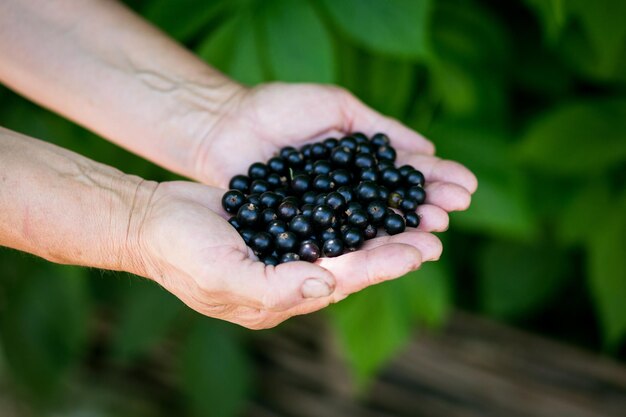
xmin=222 ymin=133 xmax=427 ymax=265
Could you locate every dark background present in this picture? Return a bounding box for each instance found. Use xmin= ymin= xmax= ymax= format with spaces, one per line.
xmin=1 ymin=0 xmax=625 ymax=415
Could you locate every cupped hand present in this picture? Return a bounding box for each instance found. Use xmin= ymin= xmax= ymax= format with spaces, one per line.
xmin=133 ymin=181 xmax=444 ymax=329
xmin=193 ymin=83 xmax=478 ymax=216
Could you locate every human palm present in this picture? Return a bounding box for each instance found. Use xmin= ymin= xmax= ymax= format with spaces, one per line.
xmin=137 ymin=181 xmax=444 ymax=329
xmin=195 ymin=83 xmax=477 ymax=214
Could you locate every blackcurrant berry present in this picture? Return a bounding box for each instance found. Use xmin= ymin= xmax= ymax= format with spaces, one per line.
xmin=312 ymin=174 xmax=334 ymax=192
xmin=366 ymin=200 xmax=387 ymax=225
xmin=384 ymin=213 xmax=405 ymax=235
xmin=267 ymin=220 xmax=288 ymax=237
xmin=299 ymin=241 xmax=320 ymax=262
xmin=228 ymin=216 xmax=241 ymax=231
xmin=312 ymin=204 xmax=335 ymax=229
xmin=261 ymin=208 xmax=278 ymax=224
xmin=405 ymin=212 xmax=420 ymax=228
xmin=378 ymin=159 xmax=394 ymax=171
xmin=388 ymin=192 xmax=403 ymax=209
xmin=323 ymin=137 xmax=339 ymax=150
xmin=229 ymin=175 xmax=251 ymax=192
xmin=291 ymin=174 xmax=311 ymax=194
xmin=400 ymin=198 xmax=418 ymax=213
xmin=302 ymin=191 xmax=317 ymax=205
xmin=347 ymin=209 xmax=369 ymax=229
xmin=356 ymin=181 xmax=379 ymax=202
xmin=339 ymin=136 xmax=358 ymax=151
xmin=277 ymin=200 xmax=300 ymax=221
xmin=312 ymin=160 xmax=332 ymax=175
xmin=250 ymin=232 xmax=273 ymax=256
xmin=247 ymin=193 xmax=261 ymax=206
xmin=301 ymin=203 xmax=314 ymax=218
xmin=354 ymin=152 xmax=376 ymax=169
xmin=249 ymin=162 xmax=269 ymax=179
xmin=289 ymin=215 xmax=313 ymax=238
xmin=250 ymin=179 xmax=270 ymax=194
xmin=352 ymin=132 xmax=369 ymax=144
xmin=330 ymin=146 xmax=354 ymax=167
xmin=371 ymin=132 xmax=390 ymax=147
xmin=364 ymin=223 xmax=378 ymax=239
xmin=329 ymin=169 xmax=351 ymax=187
xmin=222 ymin=190 xmax=246 ymax=214
xmin=279 ymin=146 xmax=297 ymax=158
xmin=237 ymin=203 xmax=260 ymax=226
xmin=336 ymin=186 xmax=355 ymax=204
xmin=344 ymin=201 xmax=363 ymax=217
xmin=260 ymin=191 xmax=281 ymax=209
xmin=407 ymin=186 xmax=426 ymax=204
xmin=268 ymin=157 xmax=288 ymax=175
xmin=263 ymin=256 xmax=279 ymax=266
xmin=240 ymin=228 xmax=255 ymax=245
xmin=319 ymin=227 xmax=339 ymax=241
xmin=301 ymin=144 xmax=312 ymax=159
xmin=376 ymin=145 xmax=396 ymax=162
xmin=276 ymin=231 xmax=298 ymax=253
xmin=266 ymin=173 xmax=284 ymax=188
xmin=325 ymin=191 xmax=347 ymax=212
xmin=285 ymin=150 xmax=305 ymax=168
xmin=322 ymin=238 xmax=344 ymax=257
xmin=310 ymin=143 xmax=328 ymax=159
xmin=405 ymin=170 xmax=425 ymax=187
xmin=381 ymin=167 xmax=402 ymax=187
xmin=342 ymin=227 xmax=364 ymax=249
xmin=360 ymin=168 xmax=379 ymax=182
xmin=398 ymin=164 xmax=414 ymax=177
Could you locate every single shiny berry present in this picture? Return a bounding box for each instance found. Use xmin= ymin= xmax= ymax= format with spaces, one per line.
xmin=384 ymin=213 xmax=406 ymax=235
xmin=323 ymin=137 xmax=339 ymax=150
xmin=407 ymin=186 xmax=426 ymax=204
xmin=344 ymin=201 xmax=363 ymax=217
xmin=312 ymin=160 xmax=332 ymax=175
xmin=266 ymin=173 xmax=284 ymax=188
xmin=405 ymin=170 xmax=425 ymax=187
xmin=405 ymin=212 xmax=420 ymax=228
xmin=310 ymin=143 xmax=328 ymax=159
xmin=364 ymin=223 xmax=378 ymax=239
xmin=377 ymin=145 xmax=396 ymax=162
xmin=357 ymin=142 xmax=375 ymax=154
xmin=276 ymin=231 xmax=298 ymax=253
xmin=356 ymin=181 xmax=379 ymax=202
xmin=312 ymin=204 xmax=335 ymax=229
xmin=280 ymin=252 xmax=300 ymax=263
xmin=378 ymin=186 xmax=390 ymax=201
xmin=388 ymin=192 xmax=403 ymax=209
xmin=325 ymin=192 xmax=347 ymax=212
xmin=352 ymin=132 xmax=369 ymax=144
xmin=301 ymin=144 xmax=312 ymax=159
xmin=279 ymin=146 xmax=297 ymax=159
xmin=237 ymin=203 xmax=260 ymax=226
xmin=267 ymin=220 xmax=288 ymax=237
xmin=378 ymin=159 xmax=394 ymax=171
xmin=299 ymin=241 xmax=321 ymax=262
xmin=322 ymin=238 xmax=344 ymax=257
xmin=330 ymin=169 xmax=351 ymax=187
xmin=336 ymin=186 xmax=355 ymax=204
xmin=229 ymin=175 xmax=251 ymax=192
xmin=371 ymin=132 xmax=390 ymax=147
xmin=312 ymin=174 xmax=334 ymax=192
xmin=342 ymin=227 xmax=364 ymax=249
xmin=347 ymin=209 xmax=369 ymax=229
xmin=398 ymin=165 xmax=414 ymax=177
xmin=285 ymin=150 xmax=305 ymax=168
xmin=330 ymin=146 xmax=354 ymax=167
xmin=302 ymin=191 xmax=317 ymax=205
xmin=260 ymin=191 xmax=281 ymax=209
xmin=261 ymin=208 xmax=278 ymax=224
xmin=277 ymin=200 xmax=299 ymax=221
xmin=366 ymin=200 xmax=387 ymax=225
xmin=250 ymin=232 xmax=273 ymax=256
xmin=289 ymin=215 xmax=313 ymax=238
xmin=291 ymin=174 xmax=311 ymax=194
xmin=274 ymin=188 xmax=288 ymax=198
xmin=400 ymin=198 xmax=418 ymax=213
xmin=268 ymin=157 xmax=288 ymax=175
xmin=381 ymin=167 xmax=402 ymax=187
xmin=250 ymin=179 xmax=270 ymax=194
xmin=248 ymin=162 xmax=269 ymax=179
xmin=222 ymin=190 xmax=246 ymax=214
xmin=303 ymin=160 xmax=314 ymax=173
xmin=354 ymin=152 xmax=376 ymax=169
xmin=315 ymin=193 xmax=328 ymax=206
xmin=339 ymin=136 xmax=358 ymax=151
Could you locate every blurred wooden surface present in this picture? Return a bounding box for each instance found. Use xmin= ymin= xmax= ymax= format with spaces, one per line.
xmin=251 ymin=311 xmax=626 ymax=417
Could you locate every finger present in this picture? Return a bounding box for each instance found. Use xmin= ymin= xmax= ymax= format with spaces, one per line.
xmin=340 ymin=90 xmax=435 ymax=155
xmin=397 ymin=152 xmax=478 ymax=194
xmin=359 ymin=230 xmax=443 ymax=262
xmin=318 ymin=243 xmax=422 ymax=297
xmin=416 ymin=204 xmax=449 ymax=232
xmin=425 ymin=181 xmax=472 ymax=212
xmin=226 ymin=257 xmax=337 ymax=313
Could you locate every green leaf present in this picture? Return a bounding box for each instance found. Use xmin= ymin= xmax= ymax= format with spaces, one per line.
xmin=143 ymin=0 xmax=231 ymax=42
xmin=197 ymin=11 xmax=266 ymax=85
xmin=518 ymin=99 xmax=626 ymax=175
xmin=0 ymin=262 xmax=90 ymax=398
xmin=402 ymin=262 xmax=452 ymax=327
xmin=523 ymin=0 xmax=567 ymax=42
xmin=181 ymin=320 xmax=253 ymax=417
xmin=260 ymin=0 xmax=335 ymax=83
xmin=587 ymin=193 xmax=626 ymax=349
xmin=110 ymin=279 xmax=183 ymax=363
xmin=330 ymin=281 xmax=413 ymax=388
xmin=320 ymin=0 xmax=431 ymax=59
xmin=479 ymin=241 xmax=569 ymax=319
xmin=362 ymin=56 xmax=415 ymax=118
xmin=425 ymin=122 xmax=536 ymax=239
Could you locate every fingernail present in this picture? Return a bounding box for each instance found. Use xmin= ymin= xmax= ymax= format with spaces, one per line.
xmin=301 ymin=278 xmax=332 ymax=299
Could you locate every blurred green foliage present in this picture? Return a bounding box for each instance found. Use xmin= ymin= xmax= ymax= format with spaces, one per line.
xmin=1 ymin=0 xmax=625 ymax=415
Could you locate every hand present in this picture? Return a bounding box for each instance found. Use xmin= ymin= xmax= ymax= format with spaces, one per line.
xmin=193 ymin=83 xmax=478 ymax=220
xmin=132 ymin=181 xmax=443 ymax=329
